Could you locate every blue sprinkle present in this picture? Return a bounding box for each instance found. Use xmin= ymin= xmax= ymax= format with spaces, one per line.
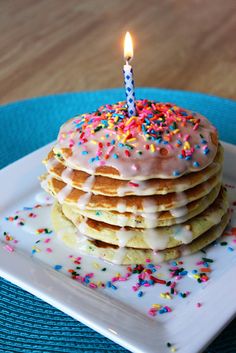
xmin=111 ymin=285 xmax=117 ymax=290
xmin=149 ymin=280 xmax=155 ymax=285
xmin=138 ymin=291 xmax=143 ymax=297
xmin=111 ymin=139 xmax=116 ymax=145
xmin=89 ymin=157 xmax=95 ymax=163
xmin=180 ymin=271 xmax=188 ymax=276
xmin=195 ymin=144 xmax=200 ymax=149
xmin=227 ymin=247 xmax=234 ymax=252
xmin=147 ymin=264 xmax=155 ymax=268
xmin=192 ymin=269 xmax=198 ymax=274
xmin=193 ymin=161 xmax=200 ymax=167
xmin=173 ymin=170 xmax=180 ymax=177
xmin=54 ymin=265 xmax=62 ymax=271
xmin=113 ymin=154 xmax=119 ymax=159
xmin=185 ymin=156 xmax=191 ymax=160
xmin=178 ymin=154 xmax=184 ymax=159
xmin=201 ymin=139 xmax=207 ymax=144
xmin=203 ymin=148 xmax=209 ymax=155
xmin=82 ymin=151 xmax=88 ymax=155
xmin=107 ymin=281 xmax=112 ymax=288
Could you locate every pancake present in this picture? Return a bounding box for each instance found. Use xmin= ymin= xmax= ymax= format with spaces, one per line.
xmin=41 ymin=171 xmax=221 ymax=213
xmin=53 ymin=100 xmax=218 ymax=181
xmin=43 ymin=144 xmax=223 ymax=196
xmin=42 ymin=99 xmax=229 ymax=265
xmin=67 ymin=183 xmax=221 ymax=228
xmin=51 ymin=201 xmax=230 ymax=265
xmin=61 ymin=186 xmax=228 ymax=250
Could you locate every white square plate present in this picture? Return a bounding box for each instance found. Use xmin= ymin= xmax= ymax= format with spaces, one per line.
xmin=0 ymin=141 xmax=236 ymax=353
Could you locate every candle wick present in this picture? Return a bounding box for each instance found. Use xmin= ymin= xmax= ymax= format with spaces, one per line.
xmin=126 ymin=58 xmax=131 ymax=65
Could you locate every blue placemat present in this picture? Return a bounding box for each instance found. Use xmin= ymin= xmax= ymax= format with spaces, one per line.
xmin=0 ymin=88 xmax=236 ymax=353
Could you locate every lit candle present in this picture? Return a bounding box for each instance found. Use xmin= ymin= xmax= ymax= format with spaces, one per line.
xmin=123 ymin=32 xmax=136 ymax=117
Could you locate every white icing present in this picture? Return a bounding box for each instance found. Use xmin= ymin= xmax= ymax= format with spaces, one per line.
xmin=56 ymin=103 xmax=218 ymax=180
xmin=117 ymin=201 xmax=127 ymax=213
xmin=152 ymin=250 xmax=165 ymax=264
xmin=175 ymin=192 xmax=188 ymax=207
xmin=144 ymin=228 xmax=170 ymax=250
xmin=116 ymin=214 xmax=129 ymax=227
xmin=142 ymin=198 xmax=158 ymax=213
xmin=57 ymin=185 xmax=73 ymax=204
xmin=141 ymin=212 xmax=159 ymax=228
xmin=35 ymin=191 xmax=54 ymax=205
xmin=115 ymin=227 xmax=136 ymax=247
xmin=170 ymin=205 xmax=188 ymax=218
xmin=61 ymin=167 xmax=73 ymax=183
xmin=173 ymin=225 xmax=193 ymax=244
xmin=83 ymin=175 xmax=95 ymax=192
xmin=112 ymin=247 xmax=127 ymax=265
xmin=47 ymin=158 xmax=58 ymax=170
xmin=77 ymin=193 xmax=91 ymax=210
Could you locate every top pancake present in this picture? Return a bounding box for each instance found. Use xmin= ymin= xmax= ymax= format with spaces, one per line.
xmin=53 ymin=100 xmax=218 ymax=180
xmin=44 ymin=144 xmax=223 ymax=196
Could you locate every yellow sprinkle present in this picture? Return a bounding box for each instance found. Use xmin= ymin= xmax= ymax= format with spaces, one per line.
xmin=126 ymin=116 xmax=134 ymax=125
xmin=172 ymin=129 xmax=180 ymax=135
xmin=114 ymin=116 xmax=119 ymax=122
xmin=193 ymin=274 xmax=200 ymax=279
xmin=152 ymin=304 xmax=161 ymax=309
xmin=127 ymin=138 xmax=136 ymax=142
xmin=93 ymin=262 xmax=100 ymax=269
xmin=171 ymin=347 xmax=176 ymax=352
xmin=150 ymin=144 xmax=155 ymax=153
xmin=101 ymin=136 xmax=105 ymax=140
xmin=160 ymin=293 xmax=166 ymax=298
xmin=91 ymin=140 xmax=97 ymax=145
xmin=184 ymin=141 xmax=190 ymax=150
xmin=32 ymin=246 xmax=40 ymax=253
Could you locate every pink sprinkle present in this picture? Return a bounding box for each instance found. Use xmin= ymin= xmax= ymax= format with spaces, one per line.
xmin=148 ymin=309 xmax=156 ymax=316
xmin=4 ymin=244 xmax=14 ymax=252
xmin=89 ymin=283 xmax=98 ymax=289
xmin=46 ymin=248 xmax=52 ymax=253
xmin=44 ymin=238 xmax=51 ymax=243
xmin=196 ymin=302 xmax=202 ymax=308
xmin=184 ymin=134 xmax=190 ymax=141
xmin=145 ymin=258 xmax=151 ymax=263
xmin=13 ymin=240 xmax=18 ymax=244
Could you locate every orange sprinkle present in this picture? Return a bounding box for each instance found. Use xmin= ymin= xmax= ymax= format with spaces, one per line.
xmin=200 ymin=268 xmax=212 ymax=273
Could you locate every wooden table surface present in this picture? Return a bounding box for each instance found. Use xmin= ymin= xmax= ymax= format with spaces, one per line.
xmin=0 ymin=0 xmax=235 ymax=105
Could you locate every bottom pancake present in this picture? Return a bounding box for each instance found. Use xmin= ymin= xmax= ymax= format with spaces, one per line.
xmin=51 ymin=202 xmax=230 ymax=265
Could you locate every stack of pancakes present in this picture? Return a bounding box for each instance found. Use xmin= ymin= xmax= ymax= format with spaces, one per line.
xmin=41 ymin=100 xmax=229 ymax=265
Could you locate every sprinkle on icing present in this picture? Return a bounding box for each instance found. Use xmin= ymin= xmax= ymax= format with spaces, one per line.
xmin=56 ymin=100 xmax=218 ymax=180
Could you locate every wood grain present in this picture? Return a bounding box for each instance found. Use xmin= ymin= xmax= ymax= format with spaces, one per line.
xmin=0 ymin=0 xmax=235 ymax=104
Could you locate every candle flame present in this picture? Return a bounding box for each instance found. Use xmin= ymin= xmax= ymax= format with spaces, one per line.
xmin=124 ymin=32 xmax=133 ymax=62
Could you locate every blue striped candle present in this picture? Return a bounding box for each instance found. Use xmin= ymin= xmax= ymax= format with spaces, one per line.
xmin=123 ymin=32 xmax=136 ymax=117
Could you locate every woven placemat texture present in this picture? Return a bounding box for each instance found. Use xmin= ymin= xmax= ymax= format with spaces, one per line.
xmin=0 ymin=88 xmax=235 ymax=353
